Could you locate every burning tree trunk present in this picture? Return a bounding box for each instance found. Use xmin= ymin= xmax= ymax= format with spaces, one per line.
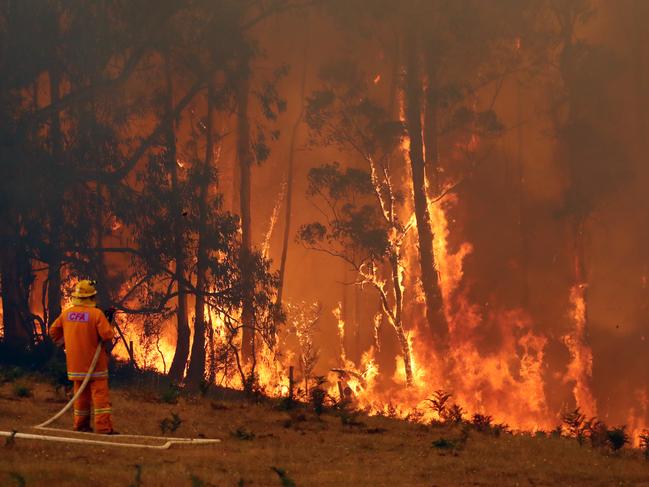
xmin=563 ymin=217 xmax=597 ymax=418
xmin=236 ymin=62 xmax=255 ymax=364
xmin=93 ymin=184 xmax=111 ymax=307
xmin=47 ymin=66 xmax=63 ymax=328
xmin=165 ymin=53 xmax=191 ymax=382
xmin=187 ymin=84 xmax=215 ymax=388
xmin=404 ymin=31 xmax=447 ymax=345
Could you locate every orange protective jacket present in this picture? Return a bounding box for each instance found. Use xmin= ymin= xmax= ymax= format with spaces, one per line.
xmin=49 ymin=305 xmax=114 ymax=381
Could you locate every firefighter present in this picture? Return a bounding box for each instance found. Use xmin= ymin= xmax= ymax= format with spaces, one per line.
xmin=49 ymin=280 xmax=117 ymax=434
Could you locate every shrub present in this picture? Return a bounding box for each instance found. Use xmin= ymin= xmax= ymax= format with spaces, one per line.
xmin=562 ymin=408 xmax=589 ymax=445
xmin=445 ymin=404 xmax=465 ymax=424
xmin=432 ymin=437 xmax=455 ymax=449
xmin=639 ymin=430 xmax=649 ymax=459
xmin=231 ymin=427 xmax=255 ymax=440
xmin=588 ymin=420 xmax=608 ymax=448
xmin=471 ymin=413 xmax=493 ymax=433
xmin=190 ymin=474 xmax=206 ymax=487
xmin=339 ymin=408 xmax=365 ymax=428
xmin=159 ymin=412 xmax=182 ymax=434
xmin=0 ymin=367 xmax=23 ymax=384
xmin=405 ymin=408 xmax=424 ymax=424
xmin=606 ymin=426 xmax=629 ymax=452
xmin=129 ymin=464 xmax=142 ymax=487
xmin=310 ymin=376 xmax=327 ymax=416
xmin=492 ymin=423 xmax=511 ymax=437
xmin=385 ymin=402 xmax=398 ymax=419
xmin=160 ymin=385 xmax=180 ymax=404
xmin=270 ymin=467 xmax=296 ymax=487
xmin=9 ymin=472 xmax=26 ymax=487
xmin=427 ymin=390 xmax=452 ymax=419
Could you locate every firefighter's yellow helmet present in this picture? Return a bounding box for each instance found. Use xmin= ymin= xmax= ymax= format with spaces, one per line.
xmin=71 ymin=279 xmax=98 ymax=298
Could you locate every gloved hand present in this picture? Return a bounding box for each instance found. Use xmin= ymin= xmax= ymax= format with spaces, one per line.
xmin=103 ymin=339 xmax=116 ymax=353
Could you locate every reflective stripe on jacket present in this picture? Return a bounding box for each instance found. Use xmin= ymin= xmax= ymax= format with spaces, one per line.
xmin=49 ymin=305 xmax=114 ymax=380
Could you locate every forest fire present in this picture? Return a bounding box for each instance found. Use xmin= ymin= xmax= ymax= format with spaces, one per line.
xmin=2 ymin=0 xmax=649 ymax=473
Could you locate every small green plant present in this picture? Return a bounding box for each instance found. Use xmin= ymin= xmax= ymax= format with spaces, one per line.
xmin=12 ymin=383 xmax=32 ymax=398
xmin=159 ymin=412 xmax=182 ymax=434
xmin=9 ymin=471 xmax=26 ymax=487
xmin=190 ymin=474 xmax=206 ymax=487
xmin=270 ymin=467 xmax=296 ymax=487
xmin=432 ymin=437 xmax=455 ymax=449
xmin=160 ymin=385 xmax=180 ymax=404
xmin=278 ymin=395 xmax=295 ymax=411
xmin=210 ymin=401 xmax=229 ymax=411
xmin=283 ymin=410 xmax=308 ymax=429
xmin=339 ymin=408 xmax=365 ymax=428
xmin=0 ymin=367 xmax=23 ymax=384
xmin=198 ymin=380 xmax=210 ymax=397
xmin=606 ymin=426 xmax=629 ymax=452
xmin=129 ymin=464 xmax=142 ymax=487
xmin=231 ymin=427 xmax=255 ymax=440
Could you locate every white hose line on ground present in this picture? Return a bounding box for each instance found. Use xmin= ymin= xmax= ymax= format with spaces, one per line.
xmin=0 ymin=430 xmax=219 ymax=450
xmin=1 ymin=344 xmax=220 ymax=449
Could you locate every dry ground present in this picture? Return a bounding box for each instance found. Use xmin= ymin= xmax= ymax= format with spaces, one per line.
xmin=1 ymin=374 xmax=649 ymax=486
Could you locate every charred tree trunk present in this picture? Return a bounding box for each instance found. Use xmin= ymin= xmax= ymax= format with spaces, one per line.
xmin=423 ymin=52 xmax=439 ymax=197
xmin=47 ymin=67 xmax=63 ymax=327
xmin=187 ymin=85 xmax=215 ymax=388
xmin=236 ymin=62 xmax=255 ymax=364
xmin=166 ymin=53 xmax=190 ymax=382
xmin=404 ymin=31 xmax=447 ymax=346
xmin=516 ymin=75 xmax=530 ymax=308
xmin=277 ymin=31 xmax=309 ymax=309
xmin=94 ymin=193 xmax=110 ymax=308
xmin=0 ymin=240 xmax=32 ymax=348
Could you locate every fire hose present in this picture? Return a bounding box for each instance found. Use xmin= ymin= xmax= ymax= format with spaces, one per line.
xmin=1 ymin=343 xmax=221 ymax=450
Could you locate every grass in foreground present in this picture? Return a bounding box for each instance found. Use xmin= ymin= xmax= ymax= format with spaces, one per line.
xmin=1 ymin=372 xmax=649 ymax=486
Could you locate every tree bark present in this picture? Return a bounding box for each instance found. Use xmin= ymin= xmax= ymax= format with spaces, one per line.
xmin=165 ymin=52 xmax=191 ymax=382
xmin=388 ymin=252 xmax=413 ymax=386
xmin=236 ymin=62 xmax=255 ymax=364
xmin=187 ymin=85 xmax=215 ymax=387
xmin=423 ymin=52 xmax=439 ymax=197
xmin=404 ymin=31 xmax=447 ymax=345
xmin=47 ymin=66 xmax=63 ymax=327
xmin=277 ymin=29 xmax=309 ymax=309
xmin=0 ymin=240 xmax=32 ymax=348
